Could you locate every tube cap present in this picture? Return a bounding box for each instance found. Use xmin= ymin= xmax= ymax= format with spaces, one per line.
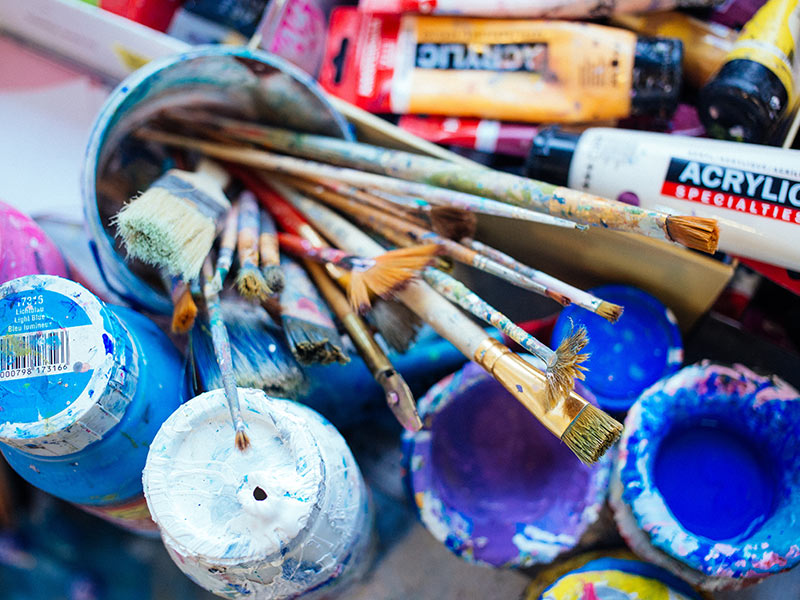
xmin=631 ymin=37 xmax=683 ymax=118
xmin=698 ymin=59 xmax=789 ymax=143
xmin=525 ymin=127 xmax=579 ymax=186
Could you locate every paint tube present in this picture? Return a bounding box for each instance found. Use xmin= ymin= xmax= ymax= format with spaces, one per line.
xmin=711 ymin=0 xmax=768 ymax=28
xmin=397 ymin=116 xmax=540 ymax=157
xmin=698 ymin=0 xmax=800 ymax=143
xmin=320 ymin=8 xmax=683 ymax=123
xmin=611 ymin=11 xmax=737 ymax=88
xmin=144 ymin=387 xmax=374 ymax=598
xmin=526 ymin=127 xmax=800 ymax=269
xmin=0 ymin=275 xmax=187 ymax=534
xmin=357 ymin=0 xmax=717 ymax=19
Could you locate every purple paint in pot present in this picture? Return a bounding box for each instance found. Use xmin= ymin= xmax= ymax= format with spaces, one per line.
xmin=405 ymin=361 xmax=612 ymax=568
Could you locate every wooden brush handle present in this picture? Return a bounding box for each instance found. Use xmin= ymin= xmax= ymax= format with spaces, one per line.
xmin=278 ymin=233 xmax=350 ymax=265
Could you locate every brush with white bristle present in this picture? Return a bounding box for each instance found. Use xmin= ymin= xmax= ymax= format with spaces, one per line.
xmin=114 ymin=158 xmax=231 ymax=280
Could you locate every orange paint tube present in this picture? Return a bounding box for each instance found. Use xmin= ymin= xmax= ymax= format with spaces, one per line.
xmin=319 ymin=7 xmax=683 ymax=123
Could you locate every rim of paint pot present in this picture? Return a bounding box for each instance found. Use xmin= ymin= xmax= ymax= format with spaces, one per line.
xmin=404 ymin=361 xmax=612 ymax=568
xmin=552 ymin=284 xmax=682 ymax=412
xmin=616 ymin=361 xmax=800 ymax=578
xmin=0 ymin=275 xmax=133 ymax=454
xmin=82 ymin=45 xmax=353 ymax=314
xmin=143 ymin=387 xmax=325 ymax=565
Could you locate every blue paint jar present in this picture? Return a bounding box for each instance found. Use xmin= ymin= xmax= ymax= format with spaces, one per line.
xmin=552 ymin=284 xmax=682 ymax=412
xmin=0 ymin=275 xmax=187 ymax=533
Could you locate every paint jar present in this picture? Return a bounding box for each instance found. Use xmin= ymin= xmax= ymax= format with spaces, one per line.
xmin=143 ymin=387 xmax=374 ymax=599
xmin=610 ymin=361 xmax=800 ymax=591
xmin=0 ymin=201 xmax=68 ymax=283
xmin=82 ymin=45 xmax=351 ymax=314
xmin=528 ymin=553 xmax=705 ymax=600
xmin=552 ymin=284 xmax=682 ymax=413
xmin=0 ymin=275 xmax=187 ymax=533
xmin=404 ymin=361 xmax=613 ymax=568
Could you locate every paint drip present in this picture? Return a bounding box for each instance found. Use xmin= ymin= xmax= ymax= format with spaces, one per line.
xmin=0 ymin=201 xmax=68 ymax=283
xmin=143 ymin=387 xmax=374 ymax=599
xmin=610 ymin=361 xmax=800 ymax=591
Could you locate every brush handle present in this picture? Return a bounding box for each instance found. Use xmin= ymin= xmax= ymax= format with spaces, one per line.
xmin=235 ymin=191 xmax=261 ymax=272
xmin=216 ymin=205 xmax=239 ymax=285
xmin=278 ymin=233 xmax=354 ymax=266
xmin=258 ymin=210 xmax=280 ymax=269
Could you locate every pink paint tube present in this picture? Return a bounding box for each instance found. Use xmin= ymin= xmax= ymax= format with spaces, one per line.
xmin=0 ymin=201 xmax=68 ymax=284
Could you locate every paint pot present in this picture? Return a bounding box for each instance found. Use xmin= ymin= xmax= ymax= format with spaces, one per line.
xmin=0 ymin=201 xmax=68 ymax=283
xmin=552 ymin=284 xmax=682 ymax=413
xmin=0 ymin=275 xmax=187 ymax=533
xmin=404 ymin=361 xmax=612 ymax=568
xmin=143 ymin=387 xmax=374 ymax=599
xmin=610 ymin=361 xmax=800 ymax=591
xmin=529 ymin=554 xmax=704 ymax=600
xmin=83 ymin=45 xmax=352 ymax=314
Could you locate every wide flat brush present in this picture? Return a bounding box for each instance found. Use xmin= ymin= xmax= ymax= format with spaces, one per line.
xmin=286 ymin=192 xmax=623 ymax=463
xmin=115 ymin=159 xmax=231 ymax=280
xmin=259 ymin=209 xmax=284 ymax=294
xmin=163 ymin=117 xmax=718 ymax=252
xmin=234 ymin=190 xmax=270 ymax=300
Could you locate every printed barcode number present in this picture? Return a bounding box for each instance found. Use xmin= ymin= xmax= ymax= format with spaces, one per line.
xmin=0 ymin=330 xmax=70 ymax=379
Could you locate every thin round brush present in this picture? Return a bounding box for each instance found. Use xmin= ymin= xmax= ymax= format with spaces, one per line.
xmin=192 ymin=299 xmax=305 ymax=398
xmin=201 ymin=256 xmax=249 ymax=451
xmin=305 ymin=260 xmax=423 ymax=432
xmin=465 ymin=238 xmax=623 ymax=323
xmin=279 ymin=255 xmax=349 ymax=366
xmin=163 ymin=117 xmax=718 ymax=252
xmin=135 ymin=129 xmax=583 ymax=229
xmin=285 ymin=193 xmax=622 ymax=464
xmin=278 ymin=232 xmax=438 ymax=312
xmin=234 ymin=190 xmax=270 ymax=300
xmin=423 ymin=267 xmax=589 ymax=407
xmin=259 ymin=209 xmax=284 ymax=294
xmin=215 ymin=203 xmax=239 ymax=285
xmin=169 ymin=277 xmax=197 ymax=334
xmin=114 ymin=158 xmax=231 ymax=280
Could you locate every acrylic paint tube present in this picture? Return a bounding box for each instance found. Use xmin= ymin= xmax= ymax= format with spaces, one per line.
xmin=404 ymin=361 xmax=613 ymax=568
xmin=610 ymin=362 xmax=800 ymax=591
xmin=526 ymin=127 xmax=800 ymax=269
xmin=320 ymin=8 xmax=683 ymax=123
xmin=0 ymin=201 xmax=68 ymax=283
xmin=357 ymin=0 xmax=717 ymax=19
xmin=143 ymin=387 xmax=373 ymax=599
xmin=611 ymin=11 xmax=738 ymax=88
xmin=0 ymin=275 xmax=187 ymax=534
xmin=698 ymin=0 xmax=799 ymax=143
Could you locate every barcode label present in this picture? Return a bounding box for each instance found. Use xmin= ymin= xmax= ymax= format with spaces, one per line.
xmin=0 ymin=329 xmax=70 ymax=380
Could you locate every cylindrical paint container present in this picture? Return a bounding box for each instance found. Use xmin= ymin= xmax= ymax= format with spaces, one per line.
xmin=610 ymin=361 xmax=800 ymax=591
xmin=529 ymin=554 xmax=705 ymax=600
xmin=404 ymin=361 xmax=613 ymax=568
xmin=0 ymin=275 xmax=187 ymax=533
xmin=143 ymin=387 xmax=374 ymax=599
xmin=82 ymin=45 xmax=352 ymax=314
xmin=552 ymin=285 xmax=683 ymax=413
xmin=0 ymin=201 xmax=68 ymax=283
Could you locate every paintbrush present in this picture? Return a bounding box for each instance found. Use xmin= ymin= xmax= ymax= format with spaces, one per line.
xmin=192 ymin=298 xmax=305 ymax=398
xmin=215 ymin=203 xmax=239 ymax=285
xmin=169 ymin=276 xmax=198 ymax=334
xmin=163 ymin=117 xmax=718 ymax=252
xmin=135 ymin=129 xmax=582 ymax=229
xmin=304 ymin=259 xmax=423 ymax=432
xmin=115 ymin=158 xmax=231 ymax=280
xmin=201 ymin=256 xmax=249 ymax=451
xmin=423 ymin=267 xmax=589 ymax=405
xmin=234 ymin=190 xmax=270 ymax=300
xmin=277 ymin=232 xmax=438 ymax=312
xmin=279 ymin=255 xmax=349 ymax=365
xmin=259 ymin=209 xmax=284 ymax=294
xmin=233 ymin=168 xmax=424 ymax=353
xmin=285 ymin=192 xmax=622 ymax=463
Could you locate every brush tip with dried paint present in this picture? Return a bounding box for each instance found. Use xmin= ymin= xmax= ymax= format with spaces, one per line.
xmin=429 ymin=206 xmax=477 ymax=241
xmin=546 ymin=325 xmax=590 ymax=408
xmin=236 ymin=267 xmax=270 ymax=300
xmin=370 ymin=299 xmax=423 ymax=354
xmin=235 ymin=429 xmax=251 ymax=451
xmin=171 ymin=288 xmax=198 ymax=334
xmin=561 ymin=404 xmax=623 ymax=465
xmin=261 ymin=265 xmax=285 ymax=295
xmin=665 ymin=215 xmax=720 ymax=254
xmin=597 ymin=301 xmax=624 ymax=323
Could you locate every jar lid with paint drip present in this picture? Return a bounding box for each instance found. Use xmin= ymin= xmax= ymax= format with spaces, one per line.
xmin=143 ymin=388 xmax=374 ymax=600
xmin=610 ymin=362 xmax=800 ymax=592
xmin=552 ymin=284 xmax=683 ymax=413
xmin=404 ymin=361 xmax=613 ymax=568
xmin=0 ymin=275 xmax=139 ymax=456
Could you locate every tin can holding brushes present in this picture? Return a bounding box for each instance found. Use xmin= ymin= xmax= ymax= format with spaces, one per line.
xmin=0 ymin=275 xmax=187 ymax=533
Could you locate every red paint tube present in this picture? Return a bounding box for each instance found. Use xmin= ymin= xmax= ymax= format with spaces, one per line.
xmin=397 ymin=116 xmax=539 ymax=157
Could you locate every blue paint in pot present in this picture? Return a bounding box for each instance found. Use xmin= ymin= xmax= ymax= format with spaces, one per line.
xmin=552 ymin=284 xmax=682 ymax=412
xmin=0 ymin=275 xmax=187 ymax=533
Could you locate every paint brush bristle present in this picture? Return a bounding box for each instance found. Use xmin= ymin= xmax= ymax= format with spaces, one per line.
xmin=429 ymin=206 xmax=477 ymax=241
xmin=369 ymin=299 xmax=423 ymax=353
xmin=261 ymin=265 xmax=285 ymax=295
xmin=561 ymin=404 xmax=623 ymax=465
xmin=235 ymin=429 xmax=250 ymax=451
xmin=282 ymin=316 xmax=349 ymax=365
xmin=597 ymin=301 xmax=624 ymax=323
xmin=665 ymin=215 xmax=720 ymax=254
xmin=236 ymin=267 xmax=270 ymax=300
xmin=547 ymin=325 xmax=590 ymax=408
xmin=172 ymin=286 xmax=198 ymax=334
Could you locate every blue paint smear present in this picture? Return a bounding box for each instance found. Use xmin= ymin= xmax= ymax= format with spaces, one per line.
xmin=102 ymin=333 xmax=114 ymax=355
xmin=653 ymin=424 xmax=777 ymax=541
